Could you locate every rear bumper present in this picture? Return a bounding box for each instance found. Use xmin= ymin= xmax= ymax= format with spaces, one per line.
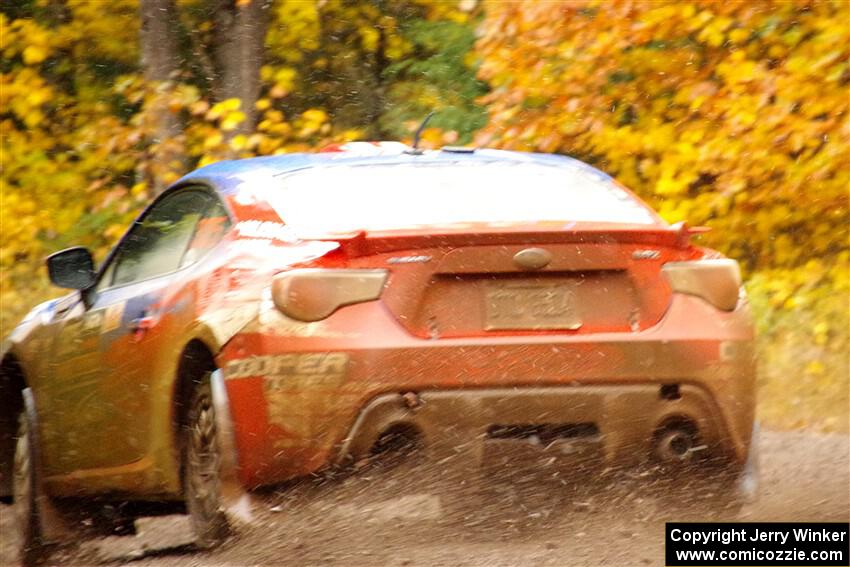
xmin=220 ymin=293 xmax=756 ymax=488
xmin=338 ymin=383 xmax=731 ymax=469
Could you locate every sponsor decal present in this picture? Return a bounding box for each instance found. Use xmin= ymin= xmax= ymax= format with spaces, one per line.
xmin=234 ymin=220 xmax=299 ymax=242
xmin=266 ymin=322 xmax=360 ymax=338
xmin=225 ymin=353 xmax=349 ymax=436
xmin=632 ymin=249 xmax=661 ymax=260
xmin=387 ymin=255 xmax=431 ymax=264
xmin=102 ymin=302 xmax=125 ymax=333
xmin=82 ymin=310 xmax=104 ymax=331
xmin=225 ymin=353 xmax=349 ymax=382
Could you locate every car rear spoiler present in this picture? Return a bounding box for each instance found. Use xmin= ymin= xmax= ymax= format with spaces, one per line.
xmin=303 ymin=223 xmax=710 ymax=258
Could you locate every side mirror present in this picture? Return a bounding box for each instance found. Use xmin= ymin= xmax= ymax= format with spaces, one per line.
xmin=46 ymin=247 xmax=96 ymax=290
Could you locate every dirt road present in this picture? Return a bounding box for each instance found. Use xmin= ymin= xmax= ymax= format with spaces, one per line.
xmin=1 ymin=429 xmax=848 ymax=567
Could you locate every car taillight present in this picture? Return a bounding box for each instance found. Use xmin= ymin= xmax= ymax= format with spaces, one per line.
xmin=661 ymin=259 xmax=742 ymax=311
xmin=271 ymin=269 xmax=388 ymax=322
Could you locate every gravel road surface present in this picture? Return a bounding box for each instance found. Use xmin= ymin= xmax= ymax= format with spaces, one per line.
xmin=1 ymin=429 xmax=847 ymax=567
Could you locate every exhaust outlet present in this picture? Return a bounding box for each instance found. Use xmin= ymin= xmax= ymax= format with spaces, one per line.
xmin=654 ymin=427 xmax=696 ymax=463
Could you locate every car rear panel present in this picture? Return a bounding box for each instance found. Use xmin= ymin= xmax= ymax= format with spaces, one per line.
xmin=337 ymin=228 xmax=699 ymax=338
xmin=221 ymin=291 xmax=755 ymax=488
xmin=218 ymin=226 xmax=753 ymax=489
xmin=379 ymin=244 xmax=669 ymax=338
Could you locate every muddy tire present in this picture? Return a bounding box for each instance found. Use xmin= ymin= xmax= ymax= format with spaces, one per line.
xmin=183 ymin=374 xmax=230 ymax=549
xmin=13 ymin=412 xmax=48 ymax=566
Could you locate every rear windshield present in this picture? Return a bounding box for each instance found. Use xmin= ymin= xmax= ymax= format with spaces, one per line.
xmin=269 ymin=161 xmax=659 ymax=234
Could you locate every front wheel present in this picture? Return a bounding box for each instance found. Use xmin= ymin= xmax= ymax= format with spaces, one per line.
xmin=183 ymin=374 xmax=230 ymax=549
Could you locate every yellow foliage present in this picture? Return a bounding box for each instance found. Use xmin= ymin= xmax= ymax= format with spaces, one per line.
xmin=22 ymin=44 xmax=48 ymax=65
xmin=476 ymin=0 xmax=849 ymax=274
xmin=6 ymin=1 xmax=843 ymax=436
xmin=476 ymin=0 xmax=849 ymax=431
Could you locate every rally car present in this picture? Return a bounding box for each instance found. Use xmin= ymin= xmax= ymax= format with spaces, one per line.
xmin=0 ymin=142 xmax=757 ymax=563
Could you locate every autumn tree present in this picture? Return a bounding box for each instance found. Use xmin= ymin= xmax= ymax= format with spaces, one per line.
xmin=209 ymin=0 xmax=271 ymax=134
xmin=1 ymin=0 xmax=846 ymax=431
xmin=139 ymin=0 xmax=184 ymax=194
xmin=257 ymin=0 xmax=485 ymax=140
xmin=0 ymin=0 xmax=484 ymax=335
xmin=137 ymin=0 xmax=273 ymax=191
xmin=475 ymin=0 xmax=849 ymax=431
xmin=476 ymin=0 xmax=848 ymax=272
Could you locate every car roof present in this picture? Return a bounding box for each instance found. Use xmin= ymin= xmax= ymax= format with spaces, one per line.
xmin=175 ymin=144 xmax=618 ymax=198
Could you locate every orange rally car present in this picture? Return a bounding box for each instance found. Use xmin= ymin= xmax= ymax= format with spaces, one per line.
xmin=0 ymin=142 xmax=757 ymax=562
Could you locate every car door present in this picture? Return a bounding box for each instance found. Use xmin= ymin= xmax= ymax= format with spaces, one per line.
xmin=42 ymin=188 xmax=222 ymax=474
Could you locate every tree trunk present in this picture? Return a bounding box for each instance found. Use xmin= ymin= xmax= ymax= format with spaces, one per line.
xmin=211 ymin=0 xmax=271 ymax=137
xmin=139 ymin=0 xmax=184 ymax=195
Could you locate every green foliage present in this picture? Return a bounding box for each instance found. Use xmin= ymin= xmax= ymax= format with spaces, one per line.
xmin=380 ymin=19 xmax=489 ymax=143
xmin=261 ymin=0 xmax=485 ymax=140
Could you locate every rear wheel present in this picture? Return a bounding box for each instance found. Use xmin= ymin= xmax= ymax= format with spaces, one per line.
xmin=183 ymin=374 xmax=230 ymax=549
xmin=13 ymin=413 xmax=48 ymax=566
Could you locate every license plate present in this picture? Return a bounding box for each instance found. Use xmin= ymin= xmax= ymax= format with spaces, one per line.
xmin=484 ymin=281 xmax=582 ymax=331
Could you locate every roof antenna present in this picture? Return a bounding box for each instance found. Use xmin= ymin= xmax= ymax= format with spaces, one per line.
xmin=408 ymin=111 xmax=435 ymax=155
